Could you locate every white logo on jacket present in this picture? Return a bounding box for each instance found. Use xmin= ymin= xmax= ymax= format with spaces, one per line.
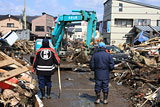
xmin=40 ymin=49 xmax=51 ymax=60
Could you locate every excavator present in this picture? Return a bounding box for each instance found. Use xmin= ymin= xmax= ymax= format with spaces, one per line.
xmin=33 ymin=10 xmax=97 ymax=68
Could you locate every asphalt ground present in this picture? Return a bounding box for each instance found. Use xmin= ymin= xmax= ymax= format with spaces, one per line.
xmin=37 ymin=70 xmax=129 ymax=107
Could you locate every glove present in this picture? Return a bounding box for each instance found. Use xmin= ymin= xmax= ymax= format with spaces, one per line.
xmin=32 ymin=69 xmax=34 ymax=73
xmin=32 ymin=68 xmax=36 ymax=75
xmin=58 ymin=63 xmax=60 ymax=66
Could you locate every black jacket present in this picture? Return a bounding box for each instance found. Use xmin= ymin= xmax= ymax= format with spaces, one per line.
xmin=33 ymin=45 xmax=60 ymax=76
xmin=90 ymin=48 xmax=114 ymax=80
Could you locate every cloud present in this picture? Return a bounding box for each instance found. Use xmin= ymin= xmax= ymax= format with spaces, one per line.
xmin=27 ymin=8 xmax=39 ymax=16
xmin=0 ymin=1 xmax=38 ymax=16
xmin=73 ymin=0 xmax=104 ymax=21
xmin=73 ymin=0 xmax=104 ymax=9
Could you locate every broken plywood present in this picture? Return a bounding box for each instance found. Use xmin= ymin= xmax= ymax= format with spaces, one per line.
xmin=0 ymin=51 xmax=28 ymax=81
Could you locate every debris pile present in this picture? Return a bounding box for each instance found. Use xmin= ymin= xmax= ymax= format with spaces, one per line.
xmin=113 ymin=37 xmax=160 ymax=106
xmin=0 ymin=51 xmax=38 ymax=107
xmin=60 ymin=40 xmax=91 ymax=69
xmin=13 ymin=40 xmax=35 ymax=54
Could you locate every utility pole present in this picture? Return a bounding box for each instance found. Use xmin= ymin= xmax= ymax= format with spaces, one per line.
xmin=23 ymin=0 xmax=26 ymax=29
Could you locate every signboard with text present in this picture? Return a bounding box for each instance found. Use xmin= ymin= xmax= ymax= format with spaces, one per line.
xmin=107 ymin=21 xmax=110 ymax=33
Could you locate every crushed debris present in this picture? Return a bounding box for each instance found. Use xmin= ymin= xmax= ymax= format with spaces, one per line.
xmin=112 ymin=37 xmax=160 ymax=106
xmin=0 ymin=51 xmax=39 ymax=107
xmin=13 ymin=40 xmax=35 ymax=55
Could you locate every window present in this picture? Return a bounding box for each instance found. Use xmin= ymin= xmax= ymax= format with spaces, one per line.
xmin=47 ymin=26 xmax=51 ymax=32
xmin=7 ymin=23 xmax=14 ymax=27
xmin=119 ymin=3 xmax=123 ymax=12
xmin=35 ymin=26 xmax=44 ymax=32
xmin=115 ymin=19 xmax=133 ymax=27
xmin=157 ymin=20 xmax=160 ymax=26
xmin=135 ymin=19 xmax=151 ymax=26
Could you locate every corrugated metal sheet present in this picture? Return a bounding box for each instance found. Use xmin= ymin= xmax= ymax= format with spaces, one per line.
xmin=152 ymin=26 xmax=160 ymax=31
xmin=135 ymin=26 xmax=160 ymax=32
xmin=13 ymin=29 xmax=30 ymax=40
xmin=136 ymin=26 xmax=153 ymax=31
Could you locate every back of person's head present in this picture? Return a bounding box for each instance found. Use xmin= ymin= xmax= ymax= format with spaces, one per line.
xmin=42 ymin=38 xmax=49 ymax=48
xmin=98 ymin=42 xmax=106 ymax=48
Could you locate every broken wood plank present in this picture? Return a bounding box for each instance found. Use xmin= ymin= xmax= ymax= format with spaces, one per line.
xmin=0 ymin=69 xmax=7 ymax=73
xmin=0 ymin=51 xmax=29 ymax=81
xmin=0 ymin=52 xmax=22 ymax=67
xmin=0 ymin=67 xmax=28 ymax=81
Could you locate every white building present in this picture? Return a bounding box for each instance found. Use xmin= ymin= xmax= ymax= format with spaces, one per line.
xmin=103 ymin=0 xmax=160 ymax=45
xmin=67 ymin=21 xmax=88 ymax=41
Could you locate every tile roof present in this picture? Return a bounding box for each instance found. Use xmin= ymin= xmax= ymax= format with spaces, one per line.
xmin=0 ymin=15 xmax=39 ymax=23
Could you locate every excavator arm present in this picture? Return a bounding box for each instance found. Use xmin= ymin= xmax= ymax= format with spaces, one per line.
xmin=52 ymin=10 xmax=97 ymax=54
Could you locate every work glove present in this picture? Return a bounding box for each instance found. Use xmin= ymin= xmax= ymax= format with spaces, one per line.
xmin=32 ymin=68 xmax=36 ymax=75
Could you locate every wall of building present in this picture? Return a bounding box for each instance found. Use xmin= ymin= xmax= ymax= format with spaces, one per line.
xmin=103 ymin=0 xmax=112 ymax=44
xmin=0 ymin=18 xmax=23 ymax=35
xmin=81 ymin=21 xmax=88 ymax=41
xmin=32 ymin=14 xmax=55 ymax=37
xmin=46 ymin=15 xmax=56 ymax=37
xmin=103 ymin=0 xmax=160 ymax=45
xmin=32 ymin=15 xmax=46 ymax=37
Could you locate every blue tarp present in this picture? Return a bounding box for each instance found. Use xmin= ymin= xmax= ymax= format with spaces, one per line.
xmin=134 ymin=31 xmax=149 ymax=44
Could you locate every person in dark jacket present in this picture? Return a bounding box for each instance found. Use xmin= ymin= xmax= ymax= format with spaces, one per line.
xmin=90 ymin=42 xmax=114 ymax=104
xmin=33 ymin=38 xmax=60 ymax=99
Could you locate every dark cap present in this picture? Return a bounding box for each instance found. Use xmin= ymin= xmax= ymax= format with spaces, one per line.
xmin=42 ymin=38 xmax=49 ymax=48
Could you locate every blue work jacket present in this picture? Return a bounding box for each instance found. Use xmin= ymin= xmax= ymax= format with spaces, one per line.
xmin=90 ymin=48 xmax=114 ymax=80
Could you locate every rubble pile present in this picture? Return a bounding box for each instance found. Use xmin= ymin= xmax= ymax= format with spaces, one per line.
xmin=113 ymin=37 xmax=160 ymax=106
xmin=13 ymin=40 xmax=34 ymax=55
xmin=64 ymin=40 xmax=90 ymax=64
xmin=0 ymin=51 xmax=38 ymax=107
xmin=125 ymin=37 xmax=160 ymax=67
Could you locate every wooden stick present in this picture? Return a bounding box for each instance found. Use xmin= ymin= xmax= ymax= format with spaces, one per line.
xmin=140 ymin=87 xmax=160 ymax=107
xmin=35 ymin=94 xmax=44 ymax=107
xmin=58 ymin=65 xmax=62 ymax=98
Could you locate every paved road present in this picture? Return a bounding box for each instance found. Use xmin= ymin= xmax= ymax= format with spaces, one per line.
xmin=39 ymin=70 xmax=129 ymax=107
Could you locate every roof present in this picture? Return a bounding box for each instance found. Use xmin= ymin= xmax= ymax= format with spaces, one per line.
xmin=136 ymin=26 xmax=153 ymax=31
xmin=136 ymin=26 xmax=160 ymax=32
xmin=104 ymin=0 xmax=160 ymax=10
xmin=125 ymin=25 xmax=160 ymax=37
xmin=0 ymin=15 xmax=39 ymax=24
xmin=15 ymin=15 xmax=39 ymax=23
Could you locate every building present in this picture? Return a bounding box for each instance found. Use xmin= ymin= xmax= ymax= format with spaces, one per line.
xmin=0 ymin=15 xmax=37 ymax=36
xmin=103 ymin=0 xmax=160 ymax=45
xmin=66 ymin=21 xmax=87 ymax=41
xmin=32 ymin=13 xmax=57 ymax=38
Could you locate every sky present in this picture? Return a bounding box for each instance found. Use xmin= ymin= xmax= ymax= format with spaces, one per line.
xmin=0 ymin=0 xmax=160 ymax=21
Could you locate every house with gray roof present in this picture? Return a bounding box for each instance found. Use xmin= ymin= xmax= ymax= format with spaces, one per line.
xmin=103 ymin=0 xmax=160 ymax=45
xmin=0 ymin=14 xmax=38 ymax=36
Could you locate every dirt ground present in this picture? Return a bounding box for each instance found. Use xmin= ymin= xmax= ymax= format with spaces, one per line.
xmin=37 ymin=70 xmax=130 ymax=107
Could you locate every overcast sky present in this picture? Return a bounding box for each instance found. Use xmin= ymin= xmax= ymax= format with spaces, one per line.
xmin=0 ymin=0 xmax=160 ymax=21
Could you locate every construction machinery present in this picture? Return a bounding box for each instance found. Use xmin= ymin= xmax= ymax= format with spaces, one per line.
xmin=33 ymin=10 xmax=97 ymax=68
xmin=51 ymin=10 xmax=97 ymax=55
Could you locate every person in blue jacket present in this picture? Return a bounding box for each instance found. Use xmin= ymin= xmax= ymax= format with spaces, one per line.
xmin=90 ymin=42 xmax=114 ymax=104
